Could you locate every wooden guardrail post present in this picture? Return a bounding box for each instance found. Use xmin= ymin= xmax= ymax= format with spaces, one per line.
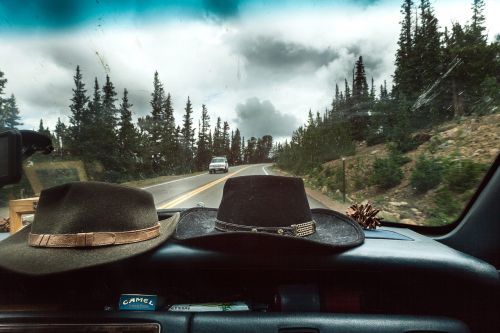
xmin=8 ymin=197 xmax=38 ymax=234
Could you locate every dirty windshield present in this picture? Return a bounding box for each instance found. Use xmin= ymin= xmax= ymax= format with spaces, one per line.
xmin=0 ymin=0 xmax=499 ymax=230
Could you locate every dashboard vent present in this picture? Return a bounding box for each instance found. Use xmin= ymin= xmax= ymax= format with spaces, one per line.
xmin=0 ymin=323 xmax=160 ymax=333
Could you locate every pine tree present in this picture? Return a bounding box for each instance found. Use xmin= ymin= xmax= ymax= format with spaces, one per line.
xmin=208 ymin=129 xmax=213 ymax=155
xmin=117 ymin=88 xmax=139 ymax=177
xmin=142 ymin=71 xmax=166 ymax=174
xmin=347 ymin=56 xmax=371 ymax=141
xmin=246 ymin=137 xmax=257 ymax=163
xmin=260 ymin=135 xmax=273 ymax=162
xmin=38 ymin=119 xmax=51 ymax=137
xmin=88 ymin=78 xmax=102 ymax=121
xmin=83 ymin=78 xmax=102 ymax=161
xmin=173 ymin=125 xmax=182 ymax=173
xmin=393 ymin=0 xmax=415 ymax=100
xmin=448 ymin=22 xmax=467 ymax=117
xmin=315 ymin=111 xmax=322 ymax=126
xmin=181 ymin=97 xmax=195 ymax=147
xmin=3 ymin=94 xmax=22 ymax=129
xmin=54 ymin=117 xmax=67 ymax=156
xmin=180 ymin=97 xmax=195 ymax=172
xmin=241 ymin=136 xmax=246 ymax=164
xmin=352 ymin=56 xmax=369 ymax=102
xmin=0 ymin=70 xmax=6 ymax=96
xmin=222 ymin=121 xmax=230 ymax=158
xmin=380 ymin=80 xmax=389 ymax=100
xmin=330 ymin=83 xmax=341 ymax=120
xmin=102 ymin=75 xmax=118 ymax=127
xmin=414 ymin=0 xmax=441 ymax=89
xmin=230 ymin=128 xmax=242 ymax=165
xmin=344 ymin=79 xmax=351 ymax=103
xmin=469 ymin=0 xmax=486 ymax=44
xmin=212 ymin=117 xmax=223 ymax=156
xmin=195 ymin=104 xmax=211 ymax=170
xmin=98 ymin=75 xmax=119 ymax=175
xmin=159 ymin=92 xmax=177 ymax=172
xmin=150 ymin=71 xmax=164 ymax=144
xmin=67 ymin=66 xmax=89 ymax=157
xmin=445 ymin=2 xmax=495 ymax=117
xmin=370 ymin=77 xmax=375 ymax=101
xmin=463 ymin=0 xmax=495 ymax=113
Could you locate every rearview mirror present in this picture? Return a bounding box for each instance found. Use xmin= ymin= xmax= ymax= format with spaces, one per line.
xmin=0 ymin=130 xmax=22 ymax=187
xmin=0 ymin=129 xmax=54 ymax=188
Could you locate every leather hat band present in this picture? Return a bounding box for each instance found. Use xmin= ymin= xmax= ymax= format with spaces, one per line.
xmin=28 ymin=223 xmax=161 ymax=248
xmin=215 ymin=220 xmax=316 ymax=237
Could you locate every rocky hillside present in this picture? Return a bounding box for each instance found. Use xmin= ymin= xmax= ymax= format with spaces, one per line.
xmin=301 ymin=113 xmax=499 ymax=226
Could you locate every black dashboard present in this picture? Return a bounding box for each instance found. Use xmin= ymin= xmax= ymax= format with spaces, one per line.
xmin=0 ymin=218 xmax=498 ymax=333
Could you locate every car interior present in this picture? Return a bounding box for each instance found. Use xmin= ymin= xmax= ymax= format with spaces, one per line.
xmin=0 ymin=130 xmax=498 ymax=333
xmin=0 ymin=0 xmax=499 ymax=332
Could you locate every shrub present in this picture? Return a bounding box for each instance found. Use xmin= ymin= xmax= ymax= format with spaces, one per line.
xmin=313 ymin=175 xmax=326 ymax=188
xmin=471 ymin=77 xmax=500 ymax=115
xmin=387 ymin=132 xmax=421 ymax=153
xmin=426 ymin=188 xmax=463 ymax=226
xmin=323 ymin=166 xmax=334 ymax=178
xmin=309 ymin=165 xmax=323 ymax=178
xmin=387 ymin=143 xmax=411 ymax=165
xmin=350 ymin=157 xmax=370 ymax=191
xmin=443 ymin=159 xmax=486 ymax=192
xmin=324 ymin=167 xmax=343 ymax=192
xmin=427 ymin=136 xmax=443 ymax=154
xmin=370 ymin=157 xmax=403 ymax=189
xmin=366 ymin=131 xmax=386 ymax=146
xmin=411 ymin=155 xmax=442 ymax=193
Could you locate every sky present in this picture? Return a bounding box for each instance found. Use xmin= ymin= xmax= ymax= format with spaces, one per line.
xmin=0 ymin=0 xmax=499 ymax=140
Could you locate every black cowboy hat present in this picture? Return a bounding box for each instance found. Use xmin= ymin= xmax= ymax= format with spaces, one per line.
xmin=174 ymin=175 xmax=364 ymax=251
xmin=0 ymin=182 xmax=179 ymax=275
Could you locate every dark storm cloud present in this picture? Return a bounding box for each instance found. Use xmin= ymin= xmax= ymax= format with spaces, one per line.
xmin=126 ymin=89 xmax=152 ymax=117
xmin=362 ymin=56 xmax=385 ymax=78
xmin=236 ymin=36 xmax=340 ymax=70
xmin=234 ymin=35 xmax=387 ymax=86
xmin=44 ymin=44 xmax=95 ymax=72
xmin=24 ymin=81 xmax=69 ymax=109
xmin=234 ymin=97 xmax=298 ymax=138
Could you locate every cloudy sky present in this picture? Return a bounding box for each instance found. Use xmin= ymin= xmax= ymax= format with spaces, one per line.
xmin=0 ymin=0 xmax=499 ymax=140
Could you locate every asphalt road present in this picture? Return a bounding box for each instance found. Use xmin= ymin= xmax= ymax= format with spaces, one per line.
xmin=143 ymin=163 xmax=326 ymax=209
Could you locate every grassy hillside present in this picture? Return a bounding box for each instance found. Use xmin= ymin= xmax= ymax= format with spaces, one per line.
xmin=290 ymin=113 xmax=499 ymax=226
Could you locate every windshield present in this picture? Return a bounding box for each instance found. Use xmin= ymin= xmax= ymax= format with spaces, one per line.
xmin=0 ymin=0 xmax=499 ymax=228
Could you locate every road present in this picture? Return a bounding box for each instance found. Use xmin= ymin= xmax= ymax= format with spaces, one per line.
xmin=144 ymin=163 xmax=326 ymax=209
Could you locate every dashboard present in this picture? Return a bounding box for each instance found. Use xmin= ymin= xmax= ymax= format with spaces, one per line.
xmin=0 ymin=212 xmax=498 ymax=333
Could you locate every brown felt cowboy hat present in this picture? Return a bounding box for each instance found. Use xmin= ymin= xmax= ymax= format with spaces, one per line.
xmin=174 ymin=175 xmax=364 ymax=251
xmin=0 ymin=182 xmax=179 ymax=275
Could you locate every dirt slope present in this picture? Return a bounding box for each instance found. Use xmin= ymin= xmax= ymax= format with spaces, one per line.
xmin=307 ymin=113 xmax=500 ymax=226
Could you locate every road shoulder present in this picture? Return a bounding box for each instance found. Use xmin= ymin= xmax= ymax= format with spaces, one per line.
xmin=270 ymin=166 xmax=350 ymax=213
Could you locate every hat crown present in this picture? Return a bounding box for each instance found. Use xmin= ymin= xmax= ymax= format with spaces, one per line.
xmin=217 ymin=175 xmax=312 ymax=228
xmin=31 ymin=182 xmax=158 ymax=235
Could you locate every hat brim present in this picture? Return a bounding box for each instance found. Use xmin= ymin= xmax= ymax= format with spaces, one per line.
xmin=0 ymin=213 xmax=180 ymax=276
xmin=174 ymin=208 xmax=364 ymax=252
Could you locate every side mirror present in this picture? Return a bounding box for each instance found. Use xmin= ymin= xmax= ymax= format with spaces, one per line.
xmin=0 ymin=130 xmax=22 ymax=187
xmin=0 ymin=129 xmax=54 ymax=188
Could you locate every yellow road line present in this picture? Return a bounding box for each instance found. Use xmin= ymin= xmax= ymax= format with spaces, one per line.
xmin=159 ymin=165 xmax=253 ymax=209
